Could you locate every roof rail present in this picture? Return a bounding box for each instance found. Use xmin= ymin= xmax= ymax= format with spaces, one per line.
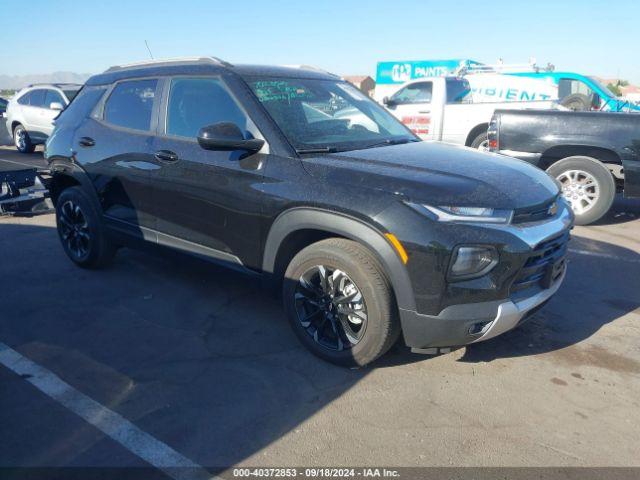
xmin=282 ymin=64 xmax=340 ymax=78
xmin=105 ymin=56 xmax=233 ymax=73
xmin=456 ymin=61 xmax=555 ymax=76
xmin=27 ymin=82 xmax=84 ymax=88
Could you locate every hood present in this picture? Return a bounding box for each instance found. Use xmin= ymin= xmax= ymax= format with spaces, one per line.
xmin=301 ymin=141 xmax=559 ymax=210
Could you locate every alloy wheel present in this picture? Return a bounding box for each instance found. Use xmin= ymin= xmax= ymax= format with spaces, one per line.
xmin=15 ymin=128 xmax=26 ymax=151
xmin=557 ymin=169 xmax=600 ymax=216
xmin=294 ymin=265 xmax=368 ymax=351
xmin=58 ymin=200 xmax=91 ymax=259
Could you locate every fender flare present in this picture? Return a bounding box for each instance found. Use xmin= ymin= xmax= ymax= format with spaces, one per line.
xmin=48 ymin=158 xmax=103 ymax=212
xmin=262 ymin=207 xmax=416 ymax=311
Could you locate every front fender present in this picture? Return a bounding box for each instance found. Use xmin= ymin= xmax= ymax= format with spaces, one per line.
xmin=262 ymin=207 xmax=416 ymax=312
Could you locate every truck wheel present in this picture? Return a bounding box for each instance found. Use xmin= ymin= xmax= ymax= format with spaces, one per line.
xmin=13 ymin=124 xmax=36 ymax=153
xmin=470 ymin=131 xmax=489 ymax=150
xmin=283 ymin=238 xmax=400 ymax=367
xmin=547 ymin=156 xmax=615 ymax=225
xmin=560 ymin=93 xmax=591 ymax=111
xmin=56 ymin=186 xmax=116 ymax=268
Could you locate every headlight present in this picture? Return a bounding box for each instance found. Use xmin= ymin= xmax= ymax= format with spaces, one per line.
xmin=448 ymin=246 xmax=499 ymax=281
xmin=407 ymin=203 xmax=513 ymax=224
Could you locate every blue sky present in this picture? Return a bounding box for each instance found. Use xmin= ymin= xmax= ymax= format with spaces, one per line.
xmin=1 ymin=0 xmax=639 ymax=83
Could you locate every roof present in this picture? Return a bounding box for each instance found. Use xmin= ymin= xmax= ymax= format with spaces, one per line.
xmin=86 ymin=57 xmax=339 ymax=86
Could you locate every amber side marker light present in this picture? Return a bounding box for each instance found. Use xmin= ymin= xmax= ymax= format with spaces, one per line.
xmin=385 ymin=233 xmax=409 ymax=264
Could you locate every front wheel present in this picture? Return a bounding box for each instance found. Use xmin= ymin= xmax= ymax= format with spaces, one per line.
xmin=13 ymin=124 xmax=36 ymax=153
xmin=470 ymin=131 xmax=489 ymax=151
xmin=546 ymin=156 xmax=615 ymax=225
xmin=56 ymin=186 xmax=116 ymax=268
xmin=283 ymin=238 xmax=400 ymax=367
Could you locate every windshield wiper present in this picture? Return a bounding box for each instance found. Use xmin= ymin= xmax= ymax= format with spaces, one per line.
xmin=295 ymin=147 xmax=337 ymax=154
xmin=358 ymin=138 xmax=420 ymax=150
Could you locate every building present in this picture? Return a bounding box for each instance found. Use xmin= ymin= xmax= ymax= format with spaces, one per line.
xmin=343 ymin=75 xmax=375 ymax=97
xmin=620 ymin=84 xmax=640 ymax=105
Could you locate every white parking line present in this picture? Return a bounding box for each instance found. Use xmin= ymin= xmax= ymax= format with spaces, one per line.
xmin=0 ymin=157 xmax=46 ymax=169
xmin=569 ymin=248 xmax=640 ymax=264
xmin=0 ymin=342 xmax=216 ymax=480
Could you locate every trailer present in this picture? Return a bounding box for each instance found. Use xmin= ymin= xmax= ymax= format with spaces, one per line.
xmin=0 ymin=167 xmax=53 ymax=216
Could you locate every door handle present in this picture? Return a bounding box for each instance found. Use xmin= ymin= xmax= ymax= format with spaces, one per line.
xmin=418 ymin=110 xmax=431 ymax=114
xmin=154 ymin=150 xmax=179 ymax=162
xmin=78 ymin=137 xmax=95 ymax=147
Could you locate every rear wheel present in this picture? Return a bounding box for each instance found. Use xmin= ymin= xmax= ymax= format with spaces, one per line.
xmin=546 ymin=156 xmax=615 ymax=225
xmin=56 ymin=186 xmax=116 ymax=268
xmin=560 ymin=93 xmax=591 ymax=111
xmin=283 ymin=238 xmax=400 ymax=367
xmin=13 ymin=124 xmax=35 ymax=153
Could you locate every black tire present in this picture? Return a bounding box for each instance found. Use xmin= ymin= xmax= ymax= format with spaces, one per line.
xmin=13 ymin=124 xmax=36 ymax=154
xmin=470 ymin=131 xmax=489 ymax=150
xmin=546 ymin=156 xmax=615 ymax=226
xmin=55 ymin=186 xmax=116 ymax=268
xmin=283 ymin=238 xmax=400 ymax=367
xmin=560 ymin=93 xmax=591 ymax=111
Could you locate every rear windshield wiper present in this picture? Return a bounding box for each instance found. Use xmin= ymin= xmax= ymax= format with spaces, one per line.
xmin=295 ymin=147 xmax=337 ymax=154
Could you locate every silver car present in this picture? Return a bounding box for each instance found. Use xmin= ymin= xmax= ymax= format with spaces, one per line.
xmin=5 ymin=84 xmax=82 ymax=153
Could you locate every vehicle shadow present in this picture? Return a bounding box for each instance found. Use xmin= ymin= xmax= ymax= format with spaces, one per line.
xmin=590 ymin=194 xmax=640 ymax=226
xmin=1 ymin=220 xmax=638 ymax=470
xmin=458 ymin=233 xmax=640 ymax=363
xmin=0 ymin=220 xmax=372 ymax=470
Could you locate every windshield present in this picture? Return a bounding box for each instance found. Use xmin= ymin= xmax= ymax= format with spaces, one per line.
xmin=248 ymin=77 xmax=417 ymax=152
xmin=587 ymin=76 xmax=618 ymax=98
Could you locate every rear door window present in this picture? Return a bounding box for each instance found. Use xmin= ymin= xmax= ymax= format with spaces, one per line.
xmin=103 ymin=79 xmax=158 ymax=131
xmin=28 ymin=89 xmax=47 ymax=108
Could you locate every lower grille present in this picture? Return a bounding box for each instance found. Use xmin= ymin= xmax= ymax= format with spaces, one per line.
xmin=511 ymin=232 xmax=569 ymax=293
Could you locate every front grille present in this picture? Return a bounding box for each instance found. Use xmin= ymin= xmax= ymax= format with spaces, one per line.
xmin=511 ymin=232 xmax=569 ymax=293
xmin=512 ymin=199 xmax=557 ymax=224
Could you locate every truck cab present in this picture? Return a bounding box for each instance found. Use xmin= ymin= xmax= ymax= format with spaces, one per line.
xmin=382 ymin=76 xmax=556 ymax=148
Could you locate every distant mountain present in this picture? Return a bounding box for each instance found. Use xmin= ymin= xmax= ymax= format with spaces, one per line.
xmin=0 ymin=72 xmax=92 ymax=90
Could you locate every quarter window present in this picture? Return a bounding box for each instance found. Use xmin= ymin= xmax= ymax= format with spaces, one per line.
xmin=18 ymin=92 xmax=33 ymax=106
xmin=166 ymin=78 xmax=249 ymax=139
xmin=104 ymin=79 xmax=158 ymax=131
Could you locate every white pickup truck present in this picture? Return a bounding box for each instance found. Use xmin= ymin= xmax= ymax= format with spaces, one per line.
xmin=380 ymin=76 xmax=557 ymax=148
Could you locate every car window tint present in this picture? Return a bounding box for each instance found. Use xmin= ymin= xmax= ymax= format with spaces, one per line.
xmin=44 ymin=90 xmax=65 ymax=108
xmin=391 ymin=82 xmax=432 ymax=105
xmin=63 ymin=89 xmax=80 ymax=102
xmin=56 ymin=87 xmax=107 ymax=127
xmin=17 ymin=92 xmax=31 ymax=105
xmin=104 ymin=79 xmax=158 ymax=131
xmin=29 ymin=89 xmax=47 ymax=108
xmin=166 ymin=78 xmax=248 ymax=138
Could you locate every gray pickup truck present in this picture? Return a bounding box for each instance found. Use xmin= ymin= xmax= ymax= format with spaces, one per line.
xmin=488 ymin=109 xmax=640 ymax=225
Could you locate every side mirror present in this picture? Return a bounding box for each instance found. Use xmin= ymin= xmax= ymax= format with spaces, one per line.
xmin=197 ymin=122 xmax=264 ymax=153
xmin=49 ymin=102 xmax=64 ymax=111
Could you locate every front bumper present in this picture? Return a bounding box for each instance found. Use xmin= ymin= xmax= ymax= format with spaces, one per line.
xmin=400 ymin=267 xmax=565 ymax=349
xmin=398 ymin=205 xmax=573 ymax=350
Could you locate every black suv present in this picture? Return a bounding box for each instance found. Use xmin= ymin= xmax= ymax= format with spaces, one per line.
xmin=45 ymin=57 xmax=573 ymax=366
